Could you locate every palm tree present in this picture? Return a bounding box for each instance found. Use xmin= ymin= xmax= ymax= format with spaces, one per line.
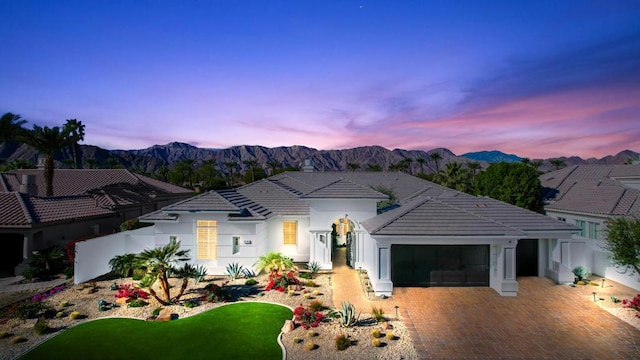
xmin=467 ymin=161 xmax=481 ymax=181
xmin=243 ymin=159 xmax=259 ymax=182
xmin=63 ymin=119 xmax=85 ymax=169
xmin=267 ymin=160 xmax=280 ymax=176
xmin=254 ymin=252 xmax=294 ymax=275
xmin=84 ymin=157 xmax=97 ymax=169
xmin=429 ymin=152 xmax=442 ymax=173
xmin=416 ymin=158 xmax=426 ymax=174
xmin=0 ymin=112 xmax=27 ymax=141
xmin=20 ymin=124 xmax=72 ymax=196
xmin=171 ymin=263 xmax=207 ymax=302
xmin=346 ymin=162 xmax=360 ymax=172
xmin=400 ymin=158 xmax=413 ymax=174
xmin=224 ymin=161 xmax=238 ymax=187
xmin=198 ymin=159 xmax=217 ymax=189
xmin=108 ymin=253 xmax=139 ymax=278
xmin=136 ymin=241 xmax=192 ymax=305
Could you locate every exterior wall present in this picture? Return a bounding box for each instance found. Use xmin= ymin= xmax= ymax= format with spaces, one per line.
xmin=74 ymin=226 xmax=154 ymax=284
xmin=545 ymin=209 xmax=640 ymax=290
xmin=264 ymin=216 xmax=311 ymax=262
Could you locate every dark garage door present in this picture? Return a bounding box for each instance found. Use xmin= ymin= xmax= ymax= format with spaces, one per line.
xmin=392 ymin=245 xmax=489 ymax=287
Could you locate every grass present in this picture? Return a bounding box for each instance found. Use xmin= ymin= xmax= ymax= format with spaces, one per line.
xmin=19 ymin=302 xmax=292 ymax=360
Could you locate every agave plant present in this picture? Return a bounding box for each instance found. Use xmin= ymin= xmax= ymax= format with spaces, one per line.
xmin=337 ymin=301 xmax=359 ymax=327
xmin=242 ymin=268 xmax=256 ymax=278
xmin=225 ymin=262 xmax=245 ymax=280
xmin=307 ymin=261 xmax=321 ymax=274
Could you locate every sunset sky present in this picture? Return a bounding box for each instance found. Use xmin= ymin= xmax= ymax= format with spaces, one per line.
xmin=1 ymin=1 xmax=639 ymax=159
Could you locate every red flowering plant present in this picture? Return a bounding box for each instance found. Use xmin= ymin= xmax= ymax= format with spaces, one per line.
xmin=265 ymin=271 xmax=300 ymax=292
xmin=115 ymin=283 xmax=149 ymax=300
xmin=622 ymin=294 xmax=640 ymax=316
xmin=293 ymin=304 xmax=324 ymax=329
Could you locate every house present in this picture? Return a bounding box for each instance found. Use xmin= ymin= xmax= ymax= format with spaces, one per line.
xmin=540 ymin=164 xmax=640 ymax=290
xmin=0 ymin=169 xmax=193 ymax=276
xmin=133 ymin=170 xmax=576 ymax=296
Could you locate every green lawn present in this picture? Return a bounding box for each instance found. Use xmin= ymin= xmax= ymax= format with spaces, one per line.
xmin=20 ymin=302 xmax=292 ymax=360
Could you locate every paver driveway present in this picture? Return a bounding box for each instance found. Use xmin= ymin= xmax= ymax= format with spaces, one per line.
xmin=393 ymin=277 xmax=640 ymax=359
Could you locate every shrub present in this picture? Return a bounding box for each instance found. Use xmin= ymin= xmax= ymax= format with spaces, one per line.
xmin=293 ymin=305 xmax=323 ymax=329
xmin=69 ymin=311 xmax=81 ymax=320
xmin=304 ymin=341 xmax=316 ymax=351
xmin=622 ymin=294 xmax=640 ymax=312
xmin=265 ymin=271 xmax=299 ymax=292
xmin=21 ymin=267 xmax=41 ymax=281
xmin=115 ymin=283 xmax=149 ymax=300
xmin=572 ymin=266 xmax=591 ymax=281
xmin=225 ymin=262 xmax=245 ymax=280
xmin=152 ymin=307 xmax=163 ymax=316
xmin=120 ymin=218 xmax=152 ymax=231
xmin=300 ymin=272 xmax=312 ymax=280
xmin=0 ymin=331 xmax=10 ymax=339
xmin=10 ymin=336 xmax=27 ymax=344
xmin=108 ymin=253 xmax=139 ymax=278
xmin=611 ymin=296 xmax=621 ymax=303
xmin=201 ymin=282 xmax=232 ymax=302
xmin=372 ymin=338 xmax=382 ymax=347
xmin=64 ymin=265 xmax=74 ymax=279
xmin=184 ymin=299 xmax=200 ymax=308
xmin=55 ymin=311 xmax=64 ymax=319
xmin=14 ymin=301 xmax=52 ymax=320
xmin=305 ymin=280 xmax=318 ymax=288
xmin=308 ymin=300 xmax=323 ymax=312
xmin=245 ymin=278 xmax=257 ymax=286
xmin=386 ymin=332 xmax=396 ymax=340
xmin=335 ymin=333 xmax=350 ymax=351
xmin=371 ymin=305 xmax=385 ymax=322
xmin=371 ymin=328 xmax=382 ymax=338
xmin=128 ymin=299 xmax=148 ymax=308
xmin=33 ymin=318 xmax=51 ymax=335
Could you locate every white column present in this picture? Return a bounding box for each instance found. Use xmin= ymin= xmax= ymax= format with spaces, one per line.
xmin=22 ymin=234 xmax=30 ymax=260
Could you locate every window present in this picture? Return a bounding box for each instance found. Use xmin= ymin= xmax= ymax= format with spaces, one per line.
xmin=196 ymin=220 xmax=217 ymax=260
xmin=588 ymin=222 xmax=600 ymax=240
xmin=283 ymin=221 xmax=297 ymax=245
xmin=575 ymin=220 xmax=586 ymax=237
xmin=232 ymin=236 xmax=240 ymax=254
xmin=169 ymin=236 xmax=178 ymax=244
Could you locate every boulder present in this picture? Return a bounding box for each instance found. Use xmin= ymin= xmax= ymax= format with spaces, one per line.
xmin=115 ymin=297 xmax=131 ymax=306
xmin=281 ymin=320 xmax=294 ymax=333
xmin=156 ymin=309 xmax=173 ymax=322
xmin=82 ymin=287 xmax=95 ymax=295
xmin=380 ymin=321 xmax=393 ymax=330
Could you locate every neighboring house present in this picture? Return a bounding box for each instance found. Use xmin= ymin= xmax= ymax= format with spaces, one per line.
xmin=0 ymin=169 xmax=193 ymax=276
xmin=540 ymin=164 xmax=640 ymax=290
xmin=130 ymin=169 xmax=576 ymax=296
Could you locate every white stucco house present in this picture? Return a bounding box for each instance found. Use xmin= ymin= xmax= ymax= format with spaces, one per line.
xmin=106 ymin=169 xmax=578 ymax=297
xmin=540 ymin=164 xmax=640 ymax=290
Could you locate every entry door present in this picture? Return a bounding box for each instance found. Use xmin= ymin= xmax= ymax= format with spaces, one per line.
xmin=516 ymin=239 xmax=538 ymax=277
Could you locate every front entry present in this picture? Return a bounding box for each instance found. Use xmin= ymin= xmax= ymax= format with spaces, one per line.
xmin=516 ymin=239 xmax=539 ymax=277
xmin=392 ymin=245 xmax=489 ymax=287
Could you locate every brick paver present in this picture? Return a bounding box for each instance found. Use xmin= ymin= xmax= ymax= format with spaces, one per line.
xmin=331 ymin=248 xmax=640 ymax=359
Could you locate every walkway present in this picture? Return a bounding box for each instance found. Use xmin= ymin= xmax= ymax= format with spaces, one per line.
xmin=330 ymin=248 xmax=640 ymax=359
xmin=0 ymin=276 xmax=68 ymax=293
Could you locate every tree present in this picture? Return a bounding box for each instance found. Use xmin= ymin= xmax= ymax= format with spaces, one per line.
xmin=136 ymin=241 xmax=205 ymax=305
xmin=0 ymin=112 xmax=27 ymax=141
xmin=243 ymin=159 xmax=259 ymax=182
xmin=63 ymin=119 xmax=85 ymax=169
xmin=198 ymin=160 xmax=218 ymax=189
xmin=416 ymin=158 xmax=426 ymax=174
xmin=467 ymin=161 xmax=481 ymax=181
xmin=84 ymin=157 xmax=97 ymax=169
xmin=437 ymin=162 xmax=473 ymax=193
xmin=549 ymin=158 xmax=566 ymax=170
xmin=604 ymin=216 xmax=640 ymax=276
xmin=346 ymin=162 xmax=360 ymax=172
xmin=429 ymin=152 xmax=442 ymax=173
xmin=474 ymin=162 xmax=544 ymax=212
xmin=366 ymin=163 xmax=383 ymax=172
xmin=20 ymin=124 xmax=73 ymax=196
xmin=224 ymin=161 xmax=238 ymax=187
xmin=267 ymin=160 xmax=280 ymax=176
xmin=399 ymin=158 xmax=413 ymax=174
xmin=254 ymin=252 xmax=294 ymax=275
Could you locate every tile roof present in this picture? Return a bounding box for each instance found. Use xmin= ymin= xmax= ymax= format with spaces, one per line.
xmin=158 ymin=191 xmax=241 ymax=213
xmin=301 ymin=178 xmax=389 ymax=199
xmin=0 ymin=169 xmax=192 ymax=197
xmin=541 ymin=165 xmax=640 ymax=216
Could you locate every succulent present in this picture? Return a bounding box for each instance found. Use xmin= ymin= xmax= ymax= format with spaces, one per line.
xmin=225 ymin=262 xmax=245 ymax=280
xmin=372 ymin=338 xmax=382 ymax=347
xmin=307 ymin=261 xmax=321 ymax=274
xmin=386 ymin=332 xmax=396 ymax=340
xmin=371 ymin=328 xmax=382 ymax=338
xmin=304 ymin=341 xmax=316 ymax=351
xmin=337 ymin=301 xmax=359 ymax=327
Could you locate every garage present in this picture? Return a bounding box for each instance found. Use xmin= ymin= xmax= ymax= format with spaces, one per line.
xmin=391 ymin=245 xmax=489 ymax=287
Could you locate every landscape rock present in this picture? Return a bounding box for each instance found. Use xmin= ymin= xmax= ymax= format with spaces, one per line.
xmin=156 ymin=309 xmax=173 ymax=322
xmin=281 ymin=320 xmax=294 ymax=333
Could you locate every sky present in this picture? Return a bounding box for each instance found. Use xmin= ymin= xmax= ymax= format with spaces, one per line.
xmin=1 ymin=0 xmax=639 ymax=159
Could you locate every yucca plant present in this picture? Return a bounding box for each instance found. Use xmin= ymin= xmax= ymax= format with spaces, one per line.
xmin=225 ymin=262 xmax=245 ymax=280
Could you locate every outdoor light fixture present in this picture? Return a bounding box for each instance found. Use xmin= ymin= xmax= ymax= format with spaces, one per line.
xmin=601 ymin=279 xmax=606 ymax=288
xmin=394 ymin=305 xmax=399 ymax=318
xmin=592 ymin=292 xmax=597 ymax=302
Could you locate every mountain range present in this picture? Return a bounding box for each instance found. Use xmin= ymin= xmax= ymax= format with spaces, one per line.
xmin=1 ymin=141 xmax=638 ymax=175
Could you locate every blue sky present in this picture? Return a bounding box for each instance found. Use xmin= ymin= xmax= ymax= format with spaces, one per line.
xmin=1 ymin=0 xmax=639 ymax=159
